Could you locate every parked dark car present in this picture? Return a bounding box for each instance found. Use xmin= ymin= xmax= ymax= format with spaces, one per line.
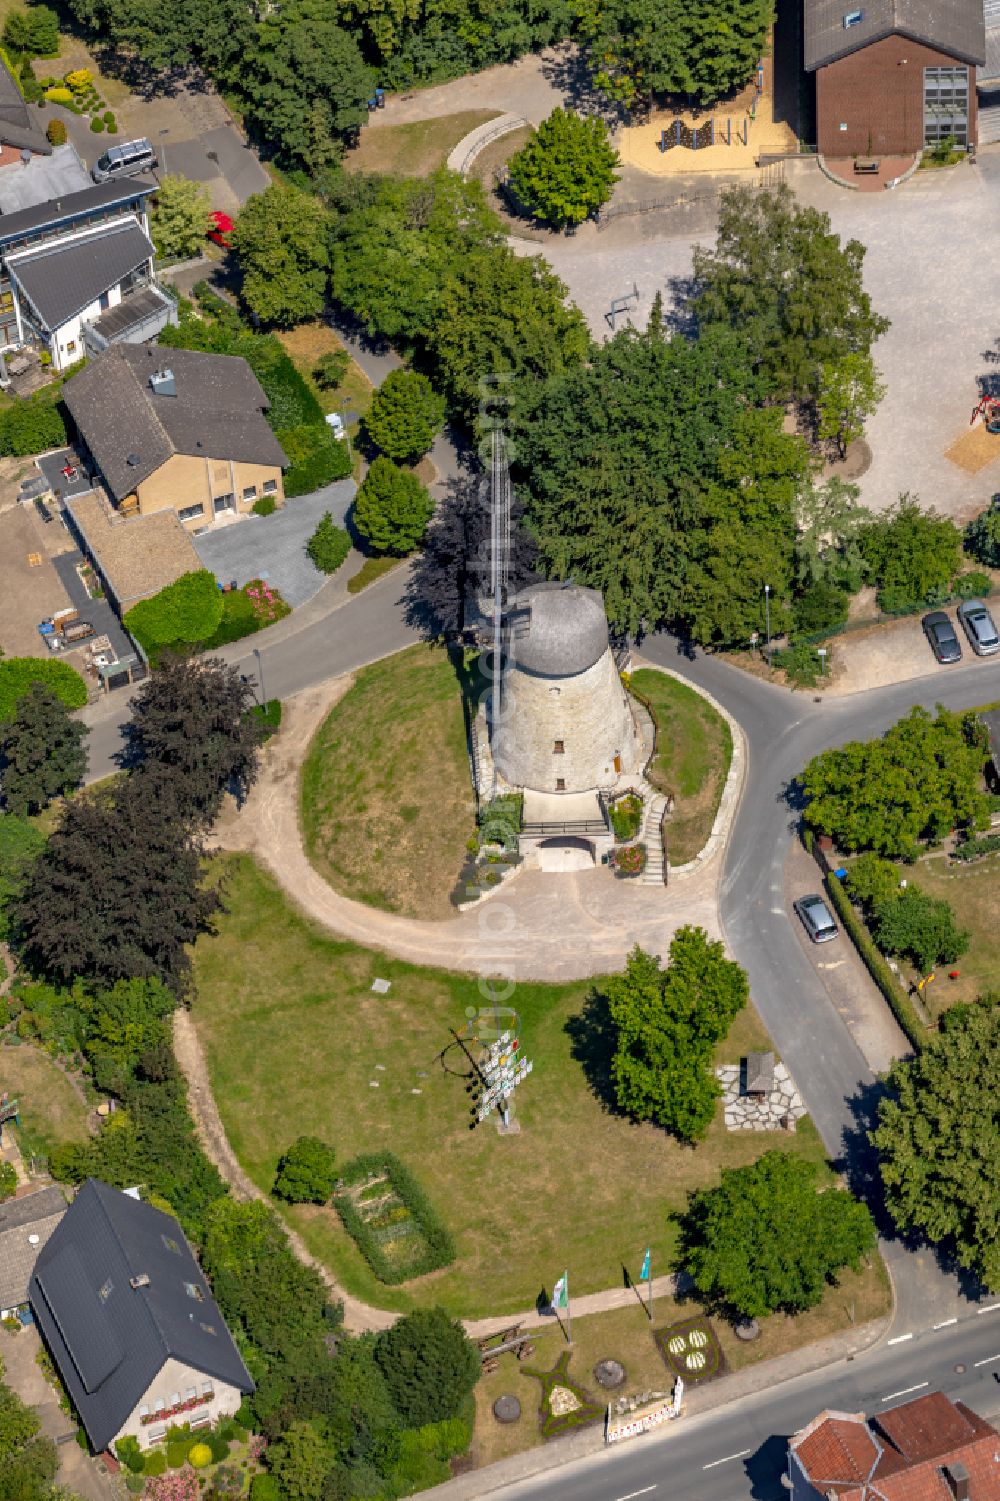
xmin=922 ymin=610 xmax=962 ymax=664
xmin=957 ymin=599 xmax=1000 ymax=656
xmin=793 ymin=894 xmax=839 ymax=944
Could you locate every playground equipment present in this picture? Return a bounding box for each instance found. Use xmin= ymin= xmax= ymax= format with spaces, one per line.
xmin=971 ymin=395 xmax=1000 ymax=433
xmin=606 ymin=283 xmax=640 ymax=331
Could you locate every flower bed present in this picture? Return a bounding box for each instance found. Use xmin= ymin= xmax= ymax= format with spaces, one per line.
xmin=654 ymin=1316 xmax=725 ymax=1384
xmin=613 ymin=843 xmax=647 ymax=877
xmin=522 ymin=1351 xmax=604 ymax=1440
xmin=333 ymin=1151 xmax=455 ymax=1285
xmin=140 ymin=1394 xmax=212 ymax=1424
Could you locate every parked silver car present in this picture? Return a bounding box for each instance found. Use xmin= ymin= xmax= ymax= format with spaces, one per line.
xmin=793 ymin=894 xmax=839 ymax=944
xmin=957 ymin=598 xmax=1000 ymax=656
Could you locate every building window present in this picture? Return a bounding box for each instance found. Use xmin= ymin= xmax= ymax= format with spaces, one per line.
xmin=177 ymin=503 xmax=204 ymax=523
xmin=65 ymin=340 xmax=77 ymax=355
xmin=170 ymin=1392 xmax=181 ymax=1408
xmin=201 ymin=1382 xmax=214 ymax=1397
xmin=262 ymin=479 xmax=277 ymax=495
xmin=154 ymin=1399 xmax=166 ymax=1414
xmin=148 ymin=1426 xmax=166 ymax=1442
xmin=242 ymin=485 xmax=257 ymax=501
xmin=924 ymin=65 xmax=968 ymax=146
xmin=185 ymin=1387 xmax=196 ymax=1402
xmin=553 ymin=740 xmax=564 ymax=754
xmin=555 ymin=778 xmax=566 ymax=791
xmin=213 ymin=492 xmax=235 ymax=515
xmin=139 ymin=1405 xmax=149 ymax=1420
xmin=184 ymin=1282 xmax=204 ymax=1302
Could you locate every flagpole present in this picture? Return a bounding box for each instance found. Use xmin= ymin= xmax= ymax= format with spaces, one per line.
xmin=566 ymin=1271 xmax=572 ymax=1345
xmin=647 ymin=1251 xmax=653 ymax=1322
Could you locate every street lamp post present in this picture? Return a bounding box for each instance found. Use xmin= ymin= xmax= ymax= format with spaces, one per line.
xmin=764 ymin=584 xmax=771 ymax=665
xmin=817 ymin=646 xmax=827 ymax=676
xmin=253 ymin=646 xmax=266 ymax=706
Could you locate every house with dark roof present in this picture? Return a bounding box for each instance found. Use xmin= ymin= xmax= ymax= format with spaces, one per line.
xmin=0 ymin=55 xmax=51 ymax=165
xmin=0 ymin=173 xmax=175 ymax=371
xmin=0 ymin=1185 xmax=67 ymax=1318
xmin=790 ymin=1390 xmax=1000 ymax=1500
xmin=805 ymin=0 xmax=985 ymax=160
xmin=29 ymin=1179 xmax=253 ymax=1454
xmin=62 ymin=344 xmax=288 ymax=533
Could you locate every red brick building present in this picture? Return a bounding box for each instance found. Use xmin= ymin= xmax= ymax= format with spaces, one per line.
xmin=789 ymin=1390 xmax=1000 ymax=1500
xmin=805 ymin=0 xmax=986 ymax=159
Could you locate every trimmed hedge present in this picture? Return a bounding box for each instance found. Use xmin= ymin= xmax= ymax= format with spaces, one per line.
xmin=124 ymin=570 xmax=223 ymax=654
xmin=0 ymin=657 xmax=87 ymax=720
xmin=823 ymin=872 xmax=926 ymax=1051
xmin=953 ymin=832 xmax=1000 ymax=862
xmin=333 ymin=1151 xmax=455 ymax=1285
xmin=279 ymin=421 xmax=352 ymax=497
xmin=0 ymin=394 xmax=66 ymax=456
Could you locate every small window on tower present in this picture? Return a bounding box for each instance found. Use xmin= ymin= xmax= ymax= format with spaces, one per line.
xmin=556 ymin=778 xmax=566 ymax=791
xmin=553 ymin=740 xmax=564 ymax=754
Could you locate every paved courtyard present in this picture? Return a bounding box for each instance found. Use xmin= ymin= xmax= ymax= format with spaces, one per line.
xmin=193 ymin=482 xmax=356 ymax=607
xmin=524 ymin=152 xmax=1000 ymax=528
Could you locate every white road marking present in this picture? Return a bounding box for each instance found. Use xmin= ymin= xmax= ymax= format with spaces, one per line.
xmin=933 ymin=1318 xmax=958 ymax=1329
xmin=817 ymin=960 xmax=846 ymax=970
xmin=616 ymin=1490 xmax=657 ymax=1501
xmin=703 ymin=1450 xmax=752 ymax=1470
xmin=887 ymin=1333 xmax=913 ymax=1344
xmin=979 ymin=1303 xmax=1000 ymax=1315
xmin=974 ymin=1354 xmax=1000 ymax=1367
xmin=771 ymin=906 xmax=784 ymax=914
xmin=882 ymin=1382 xmax=929 ymax=1402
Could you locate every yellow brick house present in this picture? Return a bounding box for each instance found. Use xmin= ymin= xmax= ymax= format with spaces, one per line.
xmin=61 ymin=343 xmax=288 ymax=532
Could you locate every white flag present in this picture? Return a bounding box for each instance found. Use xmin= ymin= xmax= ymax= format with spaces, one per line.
xmin=551 ymin=1273 xmax=568 ymax=1309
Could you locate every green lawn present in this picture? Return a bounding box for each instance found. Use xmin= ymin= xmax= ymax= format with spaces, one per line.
xmin=0 ymin=1039 xmax=91 ymax=1165
xmin=192 ymin=855 xmax=830 ymax=1320
xmin=904 ymin=849 xmax=1000 ymax=1016
xmin=300 ymin=644 xmax=474 ymax=919
xmin=630 ymin=668 xmax=733 ymax=864
xmin=347 ymin=556 xmax=402 ymax=595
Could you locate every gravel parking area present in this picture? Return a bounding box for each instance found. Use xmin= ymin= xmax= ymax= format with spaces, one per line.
xmin=193 ymin=482 xmax=356 ymax=607
xmin=826 ymin=609 xmax=1000 ymax=696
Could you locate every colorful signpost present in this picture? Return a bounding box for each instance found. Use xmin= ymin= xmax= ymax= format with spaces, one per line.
xmin=475 ymin=1029 xmax=533 ymax=1127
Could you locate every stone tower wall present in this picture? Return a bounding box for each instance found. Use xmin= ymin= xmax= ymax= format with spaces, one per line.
xmin=494 ymin=648 xmax=642 ymax=792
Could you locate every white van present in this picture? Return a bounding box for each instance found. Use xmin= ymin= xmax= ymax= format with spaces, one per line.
xmin=92 ymin=138 xmax=158 ymax=184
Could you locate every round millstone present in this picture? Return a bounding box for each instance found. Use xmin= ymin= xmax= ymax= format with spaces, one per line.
xmin=594 ymin=1359 xmax=626 ymax=1389
xmin=493 ymin=1395 xmax=521 ymax=1424
xmin=734 ymin=1319 xmax=760 ymax=1342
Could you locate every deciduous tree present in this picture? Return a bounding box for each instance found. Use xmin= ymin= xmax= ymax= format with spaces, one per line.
xmin=678 ymin=1151 xmax=876 ymax=1317
xmin=870 ymin=886 xmax=968 ymax=975
xmin=364 ymin=369 xmax=445 ymax=461
xmin=816 ymin=352 xmax=886 ymax=459
xmin=965 ymin=498 xmax=1000 ymax=569
xmin=375 ymin=1308 xmax=479 ymax=1428
xmin=273 ymin=1136 xmax=337 ymax=1203
xmin=0 ymin=684 xmax=88 ymax=817
xmin=119 ymin=654 xmax=262 ymax=830
xmin=354 ymin=457 xmax=433 ymax=554
xmin=605 ymin=930 xmax=748 ymax=1141
xmin=151 ymin=174 xmax=212 ymax=261
xmin=232 ymin=183 xmax=331 ymax=327
xmin=692 ymin=184 xmax=890 ymax=406
xmin=801 ymin=706 xmax=990 ymax=859
xmin=873 ymin=1003 xmax=1000 ymax=1287
xmin=858 ymin=494 xmax=963 ymax=612
xmin=508 ymin=108 xmax=620 ymax=227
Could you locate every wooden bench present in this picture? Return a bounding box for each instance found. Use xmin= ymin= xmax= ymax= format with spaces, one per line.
xmin=854 ymin=159 xmax=880 ymax=175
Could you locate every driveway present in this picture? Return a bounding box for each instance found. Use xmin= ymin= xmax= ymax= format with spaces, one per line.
xmin=0 ymin=1324 xmax=115 ymax=1501
xmin=193 ymin=482 xmax=356 ymax=607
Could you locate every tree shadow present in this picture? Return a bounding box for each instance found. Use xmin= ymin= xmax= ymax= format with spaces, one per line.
xmin=662 ymin=273 xmax=701 ymax=338
xmin=843 ymin=1078 xmax=987 ymax=1303
xmin=538 ymin=44 xmax=628 ymax=127
xmin=564 ymin=985 xmax=625 ymax=1116
xmin=328 ymin=306 xmax=397 ymax=360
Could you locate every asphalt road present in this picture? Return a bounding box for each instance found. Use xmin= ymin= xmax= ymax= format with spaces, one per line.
xmin=490 ymin=1308 xmax=1000 ymax=1501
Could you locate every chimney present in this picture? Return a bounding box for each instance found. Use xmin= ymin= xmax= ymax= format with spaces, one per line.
xmin=942 ymin=1462 xmax=970 ymax=1501
xmin=148 ymin=367 xmax=176 ymax=398
xmin=130 ymin=1273 xmax=150 ymax=1290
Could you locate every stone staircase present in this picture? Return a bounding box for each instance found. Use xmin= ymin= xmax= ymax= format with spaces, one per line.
xmin=639 ymin=791 xmax=668 ymax=885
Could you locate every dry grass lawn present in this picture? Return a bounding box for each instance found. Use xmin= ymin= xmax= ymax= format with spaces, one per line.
xmin=276 ymin=322 xmax=373 ymax=422
xmin=346 ymin=111 xmax=501 ymax=177
xmin=192 ymin=856 xmax=833 ymax=1319
xmin=0 ymin=1040 xmax=92 ymax=1163
xmin=630 ymin=668 xmax=733 ymax=864
xmin=300 ymin=644 xmax=474 ymax=919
